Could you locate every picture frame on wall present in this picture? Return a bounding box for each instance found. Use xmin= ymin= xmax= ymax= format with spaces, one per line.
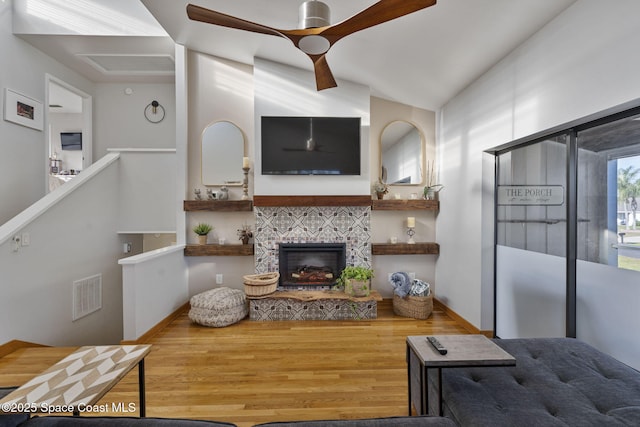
xmin=3 ymin=88 xmax=43 ymax=131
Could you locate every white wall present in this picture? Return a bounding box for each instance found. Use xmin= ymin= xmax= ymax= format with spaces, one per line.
xmin=183 ymin=52 xmax=255 ymax=295
xmin=120 ymin=245 xmax=188 ymax=341
xmin=254 ymin=58 xmax=371 ymax=196
xmin=437 ymin=0 xmax=640 ymax=330
xmin=112 ymin=149 xmax=177 ymax=233
xmin=0 ymin=0 xmax=95 ymax=224
xmin=369 ymin=97 xmax=437 ymax=297
xmin=186 ymin=52 xmax=254 ymax=202
xmin=94 ymin=82 xmax=176 ymax=160
xmin=0 ymin=154 xmax=126 ymax=346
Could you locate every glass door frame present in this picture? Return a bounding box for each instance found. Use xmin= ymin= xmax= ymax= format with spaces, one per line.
xmin=487 ymin=99 xmax=640 ymax=339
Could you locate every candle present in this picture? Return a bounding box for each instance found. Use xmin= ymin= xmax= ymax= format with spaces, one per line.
xmin=242 ymin=157 xmax=250 ymax=168
xmin=407 ymin=217 xmax=415 ymax=228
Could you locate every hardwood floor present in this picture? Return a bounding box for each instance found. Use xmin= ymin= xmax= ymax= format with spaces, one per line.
xmin=0 ymin=300 xmax=470 ymax=427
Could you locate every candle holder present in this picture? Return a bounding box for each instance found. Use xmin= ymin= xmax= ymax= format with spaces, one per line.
xmin=406 ymin=227 xmax=416 ymax=244
xmin=242 ymin=166 xmax=250 ymax=200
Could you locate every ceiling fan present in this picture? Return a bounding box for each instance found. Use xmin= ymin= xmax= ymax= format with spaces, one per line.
xmin=186 ymin=0 xmax=437 ymax=91
xmin=282 ymin=118 xmax=330 ymax=152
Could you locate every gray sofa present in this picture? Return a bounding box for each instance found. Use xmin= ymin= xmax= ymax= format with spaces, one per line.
xmin=1 ymin=382 xmax=455 ymax=427
xmin=2 ymin=415 xmax=456 ymax=427
xmin=432 ymin=337 xmax=640 ymax=426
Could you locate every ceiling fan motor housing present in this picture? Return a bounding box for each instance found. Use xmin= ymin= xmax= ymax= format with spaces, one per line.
xmin=299 ymin=0 xmax=330 ymax=28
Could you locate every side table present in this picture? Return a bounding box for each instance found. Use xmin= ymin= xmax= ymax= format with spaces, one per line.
xmin=406 ymin=335 xmax=515 ymax=416
xmin=0 ymin=345 xmax=151 ymax=417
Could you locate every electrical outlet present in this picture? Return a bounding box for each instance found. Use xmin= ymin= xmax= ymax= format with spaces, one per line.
xmin=216 ymin=274 xmax=223 ymax=285
xmin=21 ymin=232 xmax=30 ymax=246
xmin=123 ymin=242 xmax=132 ymax=253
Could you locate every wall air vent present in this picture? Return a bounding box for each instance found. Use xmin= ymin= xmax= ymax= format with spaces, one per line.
xmin=72 ymin=274 xmax=102 ymax=321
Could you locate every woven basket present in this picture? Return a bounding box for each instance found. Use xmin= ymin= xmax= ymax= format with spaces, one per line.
xmin=243 ymin=272 xmax=280 ymax=297
xmin=393 ymin=294 xmax=433 ymax=319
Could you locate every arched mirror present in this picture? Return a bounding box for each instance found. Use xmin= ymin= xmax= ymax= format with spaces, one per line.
xmin=380 ymin=121 xmax=424 ymax=185
xmin=202 ymin=121 xmax=245 ymax=186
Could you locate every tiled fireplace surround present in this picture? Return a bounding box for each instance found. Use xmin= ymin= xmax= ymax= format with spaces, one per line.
xmin=254 ymin=206 xmax=372 ymax=275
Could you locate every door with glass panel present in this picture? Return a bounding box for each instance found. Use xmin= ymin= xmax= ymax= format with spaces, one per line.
xmin=495 ymin=135 xmax=568 ymax=338
xmin=576 ymin=116 xmax=640 ymax=370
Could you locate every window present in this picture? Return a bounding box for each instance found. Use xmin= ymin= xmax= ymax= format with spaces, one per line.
xmin=577 ymin=115 xmax=640 ymax=272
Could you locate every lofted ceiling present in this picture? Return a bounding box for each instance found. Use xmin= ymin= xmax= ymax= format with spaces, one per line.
xmin=19 ymin=0 xmax=578 ymax=111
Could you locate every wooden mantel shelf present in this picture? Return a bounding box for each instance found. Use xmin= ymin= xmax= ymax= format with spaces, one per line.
xmin=183 ymin=200 xmax=253 ymax=211
xmin=253 ymin=195 xmax=372 ymax=207
xmin=184 ymin=244 xmax=254 ymax=256
xmin=371 ymin=199 xmax=439 ymax=210
xmin=183 ymin=197 xmax=439 ymax=210
xmin=371 ymin=242 xmax=439 ymax=255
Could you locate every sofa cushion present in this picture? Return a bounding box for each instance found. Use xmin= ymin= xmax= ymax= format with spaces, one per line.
xmin=254 ymin=415 xmax=457 ymax=426
xmin=439 ymin=338 xmax=640 ymax=426
xmin=22 ymin=416 xmax=237 ymax=426
xmin=0 ymin=386 xmax=30 ymax=427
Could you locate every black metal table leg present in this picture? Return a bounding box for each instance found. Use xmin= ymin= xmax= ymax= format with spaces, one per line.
xmin=422 ymin=365 xmax=428 ymax=415
xmin=438 ymin=368 xmax=443 ymax=416
xmin=138 ymin=358 xmax=146 ymax=417
xmin=406 ymin=346 xmax=412 ymax=415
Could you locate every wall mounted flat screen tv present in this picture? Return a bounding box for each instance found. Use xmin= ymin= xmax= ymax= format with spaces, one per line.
xmin=61 ymin=132 xmax=82 ymax=151
xmin=261 ymin=116 xmax=361 ymax=175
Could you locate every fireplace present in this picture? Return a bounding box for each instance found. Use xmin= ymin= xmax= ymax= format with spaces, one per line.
xmin=279 ymin=243 xmax=346 ymax=290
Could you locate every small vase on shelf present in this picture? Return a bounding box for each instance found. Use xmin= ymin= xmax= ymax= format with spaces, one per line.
xmin=193 ymin=223 xmax=213 ymax=245
xmin=237 ymin=223 xmax=253 ymax=245
xmin=372 ymin=178 xmax=388 ymax=200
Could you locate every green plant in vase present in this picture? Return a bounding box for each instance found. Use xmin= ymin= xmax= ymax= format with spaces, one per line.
xmin=193 ymin=223 xmax=213 ymax=245
xmin=337 ymin=265 xmax=374 ymax=297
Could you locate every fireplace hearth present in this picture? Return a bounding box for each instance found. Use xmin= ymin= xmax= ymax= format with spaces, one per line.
xmin=279 ymin=243 xmax=346 ymax=290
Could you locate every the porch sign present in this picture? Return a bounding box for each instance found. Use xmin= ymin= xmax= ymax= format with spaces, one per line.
xmin=498 ymin=185 xmax=564 ymax=206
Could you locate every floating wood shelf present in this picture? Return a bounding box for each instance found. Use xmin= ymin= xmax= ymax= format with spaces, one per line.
xmin=184 ymin=244 xmax=254 ymax=256
xmin=371 ymin=199 xmax=439 ymax=211
xmin=253 ymin=195 xmax=372 ymax=207
xmin=371 ymin=242 xmax=439 ymax=255
xmin=183 ymin=200 xmax=253 ymax=212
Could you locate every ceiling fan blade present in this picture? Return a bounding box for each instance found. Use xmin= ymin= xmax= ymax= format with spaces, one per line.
xmin=321 ymin=0 xmax=437 ymax=43
xmin=311 ymin=54 xmax=337 ymax=91
xmin=187 ymin=4 xmax=285 ymax=38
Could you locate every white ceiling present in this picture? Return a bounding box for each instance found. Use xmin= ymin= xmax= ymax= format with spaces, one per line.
xmin=24 ymin=0 xmax=578 ymax=112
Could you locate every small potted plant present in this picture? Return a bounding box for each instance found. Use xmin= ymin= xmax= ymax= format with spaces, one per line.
xmin=337 ymin=265 xmax=374 ymax=297
xmin=193 ymin=223 xmax=213 ymax=245
xmin=423 ymin=160 xmax=443 ymax=200
xmin=237 ymin=223 xmax=253 ymax=245
xmin=373 ymin=178 xmax=389 ymax=200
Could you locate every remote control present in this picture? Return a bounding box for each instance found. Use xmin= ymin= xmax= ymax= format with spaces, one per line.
xmin=427 ymin=336 xmax=447 ymax=355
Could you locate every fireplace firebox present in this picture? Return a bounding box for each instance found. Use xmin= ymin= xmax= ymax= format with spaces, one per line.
xmin=279 ymin=243 xmax=346 ymax=290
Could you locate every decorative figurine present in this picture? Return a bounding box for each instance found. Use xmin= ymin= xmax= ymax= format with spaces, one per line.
xmin=216 ymin=186 xmax=229 ymax=200
xmin=206 ymin=188 xmax=216 ymax=200
xmin=242 ymin=161 xmax=250 ymax=200
xmin=194 ymin=188 xmax=202 ymax=200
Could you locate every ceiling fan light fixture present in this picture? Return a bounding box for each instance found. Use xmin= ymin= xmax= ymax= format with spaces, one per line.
xmin=298 ymin=35 xmax=331 ymax=55
xmin=299 ymin=0 xmax=330 ymax=29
